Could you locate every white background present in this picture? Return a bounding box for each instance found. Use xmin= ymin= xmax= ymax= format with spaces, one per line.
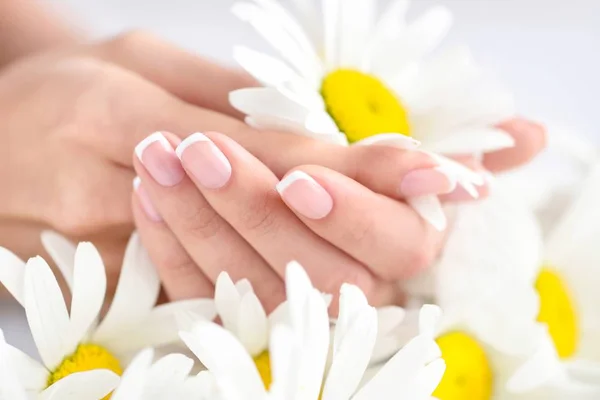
xmin=2 ymin=0 xmax=599 ymax=355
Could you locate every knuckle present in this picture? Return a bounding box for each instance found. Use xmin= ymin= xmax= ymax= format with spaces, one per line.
xmin=343 ymin=213 xmax=375 ymax=246
xmin=403 ymin=246 xmax=435 ymax=277
xmin=178 ymin=205 xmax=224 ymax=241
xmin=238 ymin=191 xmax=281 ymax=237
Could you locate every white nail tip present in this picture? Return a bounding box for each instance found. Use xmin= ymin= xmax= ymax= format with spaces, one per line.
xmin=276 ymin=171 xmax=317 ymax=194
xmin=433 ymin=166 xmax=458 ymax=192
xmin=135 ymin=132 xmax=171 ymax=160
xmin=176 ymin=132 xmax=210 ymax=160
xmin=133 ymin=176 xmax=141 ymax=190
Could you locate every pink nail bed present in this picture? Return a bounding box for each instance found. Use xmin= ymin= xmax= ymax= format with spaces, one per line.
xmin=135 ymin=132 xmax=185 ymax=187
xmin=276 ymin=171 xmax=333 ymax=220
xmin=176 ymin=132 xmax=232 ymax=189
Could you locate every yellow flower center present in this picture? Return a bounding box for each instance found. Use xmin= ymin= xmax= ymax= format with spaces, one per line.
xmin=433 ymin=332 xmax=493 ymax=400
xmin=47 ymin=343 xmax=122 ymax=400
xmin=535 ymin=267 xmax=579 ymax=358
xmin=320 ymin=69 xmax=411 ymax=143
xmin=254 ymin=351 xmax=272 ymax=390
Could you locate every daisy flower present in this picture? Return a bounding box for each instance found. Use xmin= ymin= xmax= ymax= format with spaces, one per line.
xmin=179 ymin=261 xmax=445 ymax=399
xmin=0 ymin=329 xmax=118 ymax=400
xmin=210 ymin=271 xmax=405 ymax=373
xmin=0 ymin=232 xmax=215 ymax=398
xmin=229 ymin=0 xmax=516 ymax=229
xmin=408 ymin=182 xmax=600 ymax=399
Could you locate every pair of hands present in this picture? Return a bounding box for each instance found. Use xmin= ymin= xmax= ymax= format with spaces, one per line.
xmin=0 ymin=31 xmax=546 ymax=308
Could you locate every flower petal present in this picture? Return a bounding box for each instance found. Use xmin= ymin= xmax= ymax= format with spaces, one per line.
xmin=237 ymin=290 xmax=269 ymax=356
xmin=94 ymin=233 xmax=160 ymax=343
xmin=0 ymin=330 xmax=28 ymax=400
xmin=102 ymin=299 xmax=216 ymax=356
xmin=41 ymin=231 xmax=77 ymax=290
xmin=407 ymin=195 xmax=447 ymax=231
xmin=0 ymin=247 xmax=25 ymax=305
xmin=234 ymin=46 xmax=301 ymax=86
xmin=4 ymin=342 xmax=47 ymax=391
xmin=111 ymin=349 xmax=154 ymax=400
xmin=145 ymin=353 xmax=194 ymax=396
xmin=230 ymin=87 xmax=312 ymax=123
xmin=424 ymin=127 xmax=515 ymax=155
xmin=354 ymin=133 xmax=421 ymax=149
xmin=232 ymin=1 xmax=322 ymax=84
xmin=67 ymin=242 xmax=107 ymax=352
xmin=215 ymin=272 xmax=242 ymax=334
xmin=323 ymin=285 xmax=377 ymax=399
xmin=24 ymin=256 xmax=70 ymax=370
xmin=180 ymin=321 xmax=266 ymax=399
xmin=41 ymin=370 xmax=120 ymax=400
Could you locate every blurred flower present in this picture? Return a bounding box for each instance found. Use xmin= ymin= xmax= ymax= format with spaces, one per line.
xmin=229 ymin=0 xmax=516 ymax=229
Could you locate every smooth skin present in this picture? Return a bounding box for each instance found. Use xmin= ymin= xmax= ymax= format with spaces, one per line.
xmin=0 ymin=1 xmax=546 ymax=303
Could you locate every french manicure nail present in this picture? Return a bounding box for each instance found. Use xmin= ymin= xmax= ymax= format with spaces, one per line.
xmin=135 ymin=132 xmax=185 ymax=187
xmin=176 ymin=132 xmax=232 ymax=189
xmin=133 ymin=177 xmax=162 ymax=222
xmin=399 ymin=167 xmax=457 ymax=197
xmin=276 ymin=171 xmax=333 ymax=220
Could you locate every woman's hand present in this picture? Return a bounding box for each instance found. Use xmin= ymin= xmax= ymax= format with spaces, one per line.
xmin=132 ymin=131 xmax=446 ymax=312
xmin=0 ymin=30 xmax=545 ymax=297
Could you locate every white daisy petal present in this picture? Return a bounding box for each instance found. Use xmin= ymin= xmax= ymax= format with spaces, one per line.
xmin=145 ymin=353 xmax=194 ymax=395
xmin=402 ymin=5 xmax=454 ymax=60
xmin=414 ymin=358 xmax=446 ymax=398
xmin=232 ymin=2 xmax=321 ymax=84
xmin=323 ymin=289 xmax=377 ymax=399
xmin=24 ymin=256 xmax=70 ymax=370
xmin=237 ymin=291 xmax=269 ymax=356
xmin=215 ymin=272 xmax=242 ymax=334
xmin=40 ymin=231 xmax=77 ymax=290
xmin=94 ymin=233 xmax=160 ymax=342
xmin=407 ymin=195 xmax=447 ymax=232
xmin=338 ymin=0 xmax=375 ymax=67
xmin=5 ymin=341 xmax=49 ymax=392
xmin=354 ymin=133 xmax=421 ymax=149
xmin=41 ymin=370 xmax=120 ymax=400
xmin=234 ymin=278 xmax=254 ymax=297
xmin=418 ymin=304 xmax=442 ymax=337
xmin=234 ymin=46 xmax=301 ymax=86
xmin=0 ymin=330 xmax=28 ymax=400
xmin=366 ymin=0 xmax=409 ymax=68
xmin=322 ymin=0 xmax=341 ymax=69
xmin=353 ymin=334 xmax=440 ymax=399
xmin=180 ymin=321 xmax=266 ymax=399
xmin=230 ymin=87 xmax=310 ymax=122
xmin=103 ymin=299 xmax=215 ymax=356
xmin=425 ymin=127 xmax=515 ymax=155
xmin=0 ymin=247 xmax=25 ymax=305
xmin=269 ymin=324 xmax=297 ymax=400
xmin=376 ymin=306 xmax=406 ymax=336
xmin=67 ymin=242 xmax=107 ymax=351
xmin=111 ymin=349 xmax=154 ymax=400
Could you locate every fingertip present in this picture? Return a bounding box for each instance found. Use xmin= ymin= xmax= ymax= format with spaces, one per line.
xmin=484 ymin=118 xmax=548 ymax=172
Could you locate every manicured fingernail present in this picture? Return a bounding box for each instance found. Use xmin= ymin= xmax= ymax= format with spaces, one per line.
xmin=135 ymin=132 xmax=185 ymax=187
xmin=133 ymin=177 xmax=162 ymax=222
xmin=276 ymin=171 xmax=333 ymax=220
xmin=176 ymin=132 xmax=232 ymax=189
xmin=399 ymin=167 xmax=457 ymax=197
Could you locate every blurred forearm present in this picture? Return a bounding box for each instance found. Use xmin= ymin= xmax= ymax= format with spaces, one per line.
xmin=0 ymin=0 xmax=80 ymax=66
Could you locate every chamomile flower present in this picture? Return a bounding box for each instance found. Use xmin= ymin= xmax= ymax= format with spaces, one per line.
xmin=180 ymin=261 xmax=444 ymax=400
xmin=229 ymin=0 xmax=516 ymax=229
xmin=524 ymin=162 xmax=600 ymax=386
xmin=0 ymin=329 xmax=118 ymax=400
xmin=0 ymin=232 xmax=215 ymax=398
xmin=410 ymin=184 xmax=600 ymax=398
